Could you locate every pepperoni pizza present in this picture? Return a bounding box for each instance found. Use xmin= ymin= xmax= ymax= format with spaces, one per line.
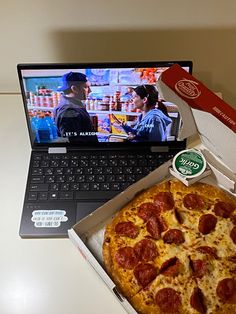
xmin=103 ymin=179 xmax=236 ymax=314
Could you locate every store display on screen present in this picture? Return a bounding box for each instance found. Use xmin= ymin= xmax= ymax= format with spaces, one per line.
xmin=19 ymin=65 xmax=192 ymax=145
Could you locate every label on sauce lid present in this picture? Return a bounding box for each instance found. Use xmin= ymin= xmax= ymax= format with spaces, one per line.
xmin=172 ymin=149 xmax=206 ymax=178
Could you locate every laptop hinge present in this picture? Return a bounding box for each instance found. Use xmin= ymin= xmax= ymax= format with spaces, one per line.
xmin=48 ymin=147 xmax=67 ymax=154
xmin=150 ymin=146 xmax=169 ymax=153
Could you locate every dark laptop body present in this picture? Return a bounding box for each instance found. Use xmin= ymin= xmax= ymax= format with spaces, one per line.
xmin=17 ymin=61 xmax=192 ymax=238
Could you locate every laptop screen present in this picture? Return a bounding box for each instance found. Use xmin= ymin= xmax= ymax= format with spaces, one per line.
xmin=17 ymin=61 xmax=192 ymax=148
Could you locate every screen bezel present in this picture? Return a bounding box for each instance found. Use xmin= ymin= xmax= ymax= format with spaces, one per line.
xmin=17 ymin=61 xmax=192 ymax=150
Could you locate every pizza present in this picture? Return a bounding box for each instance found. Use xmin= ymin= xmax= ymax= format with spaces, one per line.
xmin=102 ymin=179 xmax=236 ymax=314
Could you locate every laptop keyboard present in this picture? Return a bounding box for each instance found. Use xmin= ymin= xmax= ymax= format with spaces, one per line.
xmin=27 ymin=152 xmax=174 ymax=201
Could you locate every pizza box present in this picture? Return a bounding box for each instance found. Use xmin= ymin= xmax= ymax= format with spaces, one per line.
xmin=68 ymin=66 xmax=236 ymax=314
xmin=158 ymin=63 xmax=236 ymax=178
xmin=68 ymin=162 xmax=235 ymax=314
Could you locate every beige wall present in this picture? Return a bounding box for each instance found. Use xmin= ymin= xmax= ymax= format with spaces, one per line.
xmin=1 ymin=0 xmax=236 ymax=108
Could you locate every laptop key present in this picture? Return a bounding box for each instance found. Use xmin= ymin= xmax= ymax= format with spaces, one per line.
xmin=45 ymin=176 xmax=55 ymax=183
xmin=100 ymin=183 xmax=110 ymax=190
xmin=32 ymin=168 xmax=43 ymax=175
xmin=55 ymin=168 xmax=64 ymax=175
xmin=31 ymin=176 xmax=44 ymax=183
xmin=86 ymin=175 xmax=95 ymax=182
xmin=61 ymin=183 xmax=70 ymax=191
xmin=110 ymin=183 xmax=121 ymax=190
xmin=41 ymin=160 xmax=50 ymax=167
xmin=70 ymin=183 xmax=80 ymax=191
xmin=91 ymin=183 xmax=100 ymax=190
xmin=56 ymin=175 xmax=65 ymax=183
xmin=80 ymin=183 xmax=90 ymax=191
xmin=75 ymin=190 xmax=118 ymax=200
xmin=29 ymin=183 xmax=49 ymax=191
xmin=50 ymin=160 xmax=59 ymax=167
xmin=64 ymin=168 xmax=74 ymax=174
xmin=38 ymin=192 xmax=48 ymax=200
xmin=27 ymin=192 xmax=37 ymax=201
xmin=59 ymin=192 xmax=73 ymax=200
xmin=113 ymin=167 xmax=123 ymax=174
xmin=49 ymin=192 xmax=58 ymax=200
xmin=33 ymin=155 xmax=42 ymax=161
xmin=66 ymin=175 xmax=76 ymax=182
xmin=44 ymin=168 xmax=54 ymax=175
xmin=61 ymin=160 xmax=69 ymax=167
xmin=84 ymin=167 xmax=93 ymax=175
xmin=74 ymin=167 xmax=83 ymax=175
xmin=32 ymin=160 xmax=40 ymax=167
xmin=50 ymin=183 xmax=59 ymax=191
xmin=76 ymin=175 xmax=85 ymax=182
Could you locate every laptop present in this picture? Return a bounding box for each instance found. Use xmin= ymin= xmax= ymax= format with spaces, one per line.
xmin=17 ymin=61 xmax=192 ymax=238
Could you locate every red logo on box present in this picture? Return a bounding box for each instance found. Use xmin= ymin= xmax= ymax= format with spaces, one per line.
xmin=175 ymin=79 xmax=201 ymax=99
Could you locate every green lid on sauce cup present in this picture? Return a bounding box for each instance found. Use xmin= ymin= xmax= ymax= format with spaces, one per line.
xmin=172 ymin=149 xmax=207 ymax=179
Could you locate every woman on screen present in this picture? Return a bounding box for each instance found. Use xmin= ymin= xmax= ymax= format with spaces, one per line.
xmin=112 ymin=84 xmax=172 ymax=142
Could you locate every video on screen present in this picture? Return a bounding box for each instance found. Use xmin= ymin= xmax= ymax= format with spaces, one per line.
xmin=21 ymin=67 xmax=185 ymax=144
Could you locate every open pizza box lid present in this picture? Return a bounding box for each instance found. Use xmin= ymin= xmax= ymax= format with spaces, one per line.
xmin=157 ymin=64 xmax=236 ymax=175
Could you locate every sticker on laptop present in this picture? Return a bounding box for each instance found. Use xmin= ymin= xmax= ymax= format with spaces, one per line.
xmin=31 ymin=210 xmax=68 ymax=228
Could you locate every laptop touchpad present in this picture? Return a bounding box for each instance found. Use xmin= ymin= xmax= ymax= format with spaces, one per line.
xmin=76 ymin=201 xmax=105 ymax=221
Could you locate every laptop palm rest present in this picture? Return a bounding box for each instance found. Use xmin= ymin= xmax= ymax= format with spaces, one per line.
xmin=76 ymin=201 xmax=105 ymax=221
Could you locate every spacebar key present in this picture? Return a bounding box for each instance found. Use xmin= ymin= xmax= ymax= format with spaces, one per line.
xmin=29 ymin=183 xmax=49 ymax=191
xmin=75 ymin=190 xmax=119 ymax=200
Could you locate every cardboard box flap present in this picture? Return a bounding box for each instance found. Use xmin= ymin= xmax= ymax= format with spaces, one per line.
xmin=158 ymin=64 xmax=236 ymax=173
xmin=157 ymin=79 xmax=198 ymax=140
xmin=160 ymin=64 xmax=236 ymax=133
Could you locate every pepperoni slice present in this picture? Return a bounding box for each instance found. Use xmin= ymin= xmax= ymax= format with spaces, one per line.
xmin=190 ymin=287 xmax=207 ymax=313
xmin=214 ymin=201 xmax=235 ymax=218
xmin=155 ymin=288 xmax=181 ymax=313
xmin=134 ymin=239 xmax=158 ymax=262
xmin=115 ymin=247 xmax=139 ymax=269
xmin=163 ymin=229 xmax=185 ymax=245
xmin=197 ymin=246 xmax=218 ymax=259
xmin=183 ymin=193 xmax=205 ymax=210
xmin=230 ymin=226 xmax=236 ymax=244
xmin=134 ymin=263 xmax=158 ymax=287
xmin=154 ymin=192 xmax=174 ymax=212
xmin=160 ymin=257 xmax=181 ymax=277
xmin=115 ymin=221 xmax=139 ymax=238
xmin=198 ymin=214 xmax=217 ymax=235
xmin=216 ymin=278 xmax=236 ymax=303
xmin=190 ymin=259 xmax=208 ymax=278
xmin=137 ymin=202 xmax=157 ymax=222
xmin=146 ymin=216 xmax=161 ymax=239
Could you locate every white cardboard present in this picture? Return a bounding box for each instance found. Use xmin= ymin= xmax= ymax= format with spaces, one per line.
xmin=192 ymin=108 xmax=236 ymax=174
xmin=157 ymin=79 xmax=198 ymax=140
xmin=158 ymin=74 xmax=236 ymax=174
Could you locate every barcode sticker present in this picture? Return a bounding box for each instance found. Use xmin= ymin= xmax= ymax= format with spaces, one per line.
xmin=31 ymin=210 xmax=68 ymax=228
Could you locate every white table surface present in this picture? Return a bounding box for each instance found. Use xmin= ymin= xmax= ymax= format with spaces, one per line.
xmin=0 ymin=94 xmax=126 ymax=314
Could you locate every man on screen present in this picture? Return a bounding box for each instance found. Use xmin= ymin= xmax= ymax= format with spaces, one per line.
xmin=53 ymin=71 xmax=98 ymax=143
